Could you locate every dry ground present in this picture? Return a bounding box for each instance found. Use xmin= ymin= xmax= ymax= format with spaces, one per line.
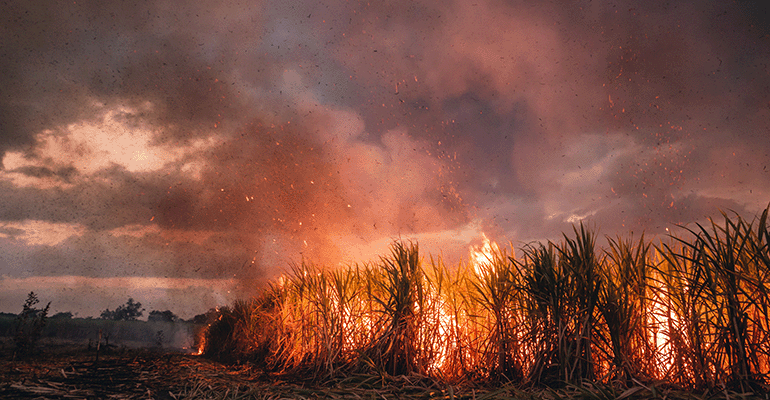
xmin=0 ymin=346 xmax=467 ymax=399
xmin=2 ymin=345 xmax=764 ymax=400
xmin=1 ymin=349 xmax=249 ymax=399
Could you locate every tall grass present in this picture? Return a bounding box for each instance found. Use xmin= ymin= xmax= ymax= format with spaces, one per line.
xmin=367 ymin=241 xmax=425 ymax=375
xmin=469 ymin=242 xmax=524 ymax=382
xmin=654 ymin=209 xmax=770 ymax=390
xmin=597 ymin=235 xmax=655 ymax=383
xmin=202 ymin=207 xmax=770 ymax=392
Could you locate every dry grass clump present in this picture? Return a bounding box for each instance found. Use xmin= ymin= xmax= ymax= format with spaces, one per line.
xmin=201 ymin=207 xmax=770 ymax=394
xmin=655 ymin=209 xmax=770 ymax=391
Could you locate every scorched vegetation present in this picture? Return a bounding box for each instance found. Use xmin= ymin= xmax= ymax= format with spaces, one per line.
xmin=201 ymin=208 xmax=770 ymax=395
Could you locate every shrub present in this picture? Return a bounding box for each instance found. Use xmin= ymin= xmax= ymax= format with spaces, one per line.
xmin=14 ymin=292 xmax=50 ymax=357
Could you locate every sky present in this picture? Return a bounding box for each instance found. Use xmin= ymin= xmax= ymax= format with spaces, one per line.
xmin=1 ymin=0 xmax=768 ymax=319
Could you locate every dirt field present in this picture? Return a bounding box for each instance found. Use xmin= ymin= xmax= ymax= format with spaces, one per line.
xmin=3 ymin=344 xmax=758 ymax=399
xmin=0 ymin=346 xmax=465 ymax=399
xmin=2 ymin=350 xmax=245 ymax=399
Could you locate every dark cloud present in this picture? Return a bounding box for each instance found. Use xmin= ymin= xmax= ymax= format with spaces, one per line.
xmin=0 ymin=0 xmax=260 ymax=155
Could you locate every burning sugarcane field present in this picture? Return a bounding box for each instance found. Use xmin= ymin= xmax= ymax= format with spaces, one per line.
xmin=2 ymin=0 xmax=770 ymax=398
xmin=5 ymin=210 xmax=770 ymax=398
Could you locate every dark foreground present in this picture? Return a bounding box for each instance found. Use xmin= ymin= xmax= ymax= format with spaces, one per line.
xmin=2 ymin=348 xmax=768 ymax=400
xmin=2 ymin=350 xmax=225 ymax=399
xmin=1 ymin=349 xmax=472 ymax=400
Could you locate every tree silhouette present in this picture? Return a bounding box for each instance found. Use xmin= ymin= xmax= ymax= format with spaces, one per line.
xmin=14 ymin=292 xmax=50 ymax=357
xmin=100 ymin=298 xmax=144 ymax=321
xmin=148 ymin=310 xmax=178 ymax=322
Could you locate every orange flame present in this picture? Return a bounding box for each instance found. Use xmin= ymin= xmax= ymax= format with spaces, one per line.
xmin=470 ymin=232 xmax=499 ymax=275
xmin=648 ymin=280 xmax=675 ymax=375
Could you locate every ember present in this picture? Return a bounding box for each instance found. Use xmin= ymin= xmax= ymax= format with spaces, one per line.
xmin=199 ymin=208 xmax=770 ymax=391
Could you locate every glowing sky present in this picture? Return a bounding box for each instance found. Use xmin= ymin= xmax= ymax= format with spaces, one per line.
xmin=1 ymin=0 xmax=768 ymax=318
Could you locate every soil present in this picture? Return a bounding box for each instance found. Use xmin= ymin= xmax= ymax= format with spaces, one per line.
xmin=0 ymin=345 xmax=265 ymax=399
xmin=0 ymin=345 xmax=472 ymax=399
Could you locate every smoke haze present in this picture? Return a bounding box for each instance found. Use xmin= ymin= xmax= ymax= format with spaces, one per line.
xmin=1 ymin=0 xmax=768 ymax=318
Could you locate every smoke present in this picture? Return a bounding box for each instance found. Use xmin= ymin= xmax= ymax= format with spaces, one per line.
xmin=1 ymin=0 xmax=768 ymax=315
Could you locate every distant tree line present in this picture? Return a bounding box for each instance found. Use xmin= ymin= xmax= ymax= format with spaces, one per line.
xmin=100 ymin=298 xmax=144 ymax=321
xmin=148 ymin=309 xmax=178 ymax=322
xmin=51 ymin=311 xmax=74 ymax=319
xmin=98 ymin=298 xmax=208 ymax=323
xmin=3 ymin=293 xmax=218 ymax=356
xmin=6 ymin=295 xmax=216 ymax=324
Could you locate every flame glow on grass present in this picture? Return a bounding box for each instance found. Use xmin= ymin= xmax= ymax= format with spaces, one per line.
xmin=199 ymin=208 xmax=770 ymax=390
xmin=648 ymin=276 xmax=675 ymax=375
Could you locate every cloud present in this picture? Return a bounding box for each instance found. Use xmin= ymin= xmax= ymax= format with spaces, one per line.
xmin=0 ymin=0 xmax=768 ymax=316
xmin=0 ymin=220 xmax=86 ymax=246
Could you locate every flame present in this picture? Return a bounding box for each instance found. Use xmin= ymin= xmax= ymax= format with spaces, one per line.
xmin=195 ymin=333 xmax=206 ymax=355
xmin=469 ymin=232 xmax=499 ymax=275
xmin=419 ymin=297 xmax=454 ymax=372
xmin=648 ymin=280 xmax=675 ymax=375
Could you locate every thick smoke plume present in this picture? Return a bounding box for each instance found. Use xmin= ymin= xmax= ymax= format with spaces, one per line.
xmin=1 ymin=0 xmax=768 ymax=317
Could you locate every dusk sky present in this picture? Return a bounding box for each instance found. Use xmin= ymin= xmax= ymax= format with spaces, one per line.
xmin=1 ymin=0 xmax=768 ymax=319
